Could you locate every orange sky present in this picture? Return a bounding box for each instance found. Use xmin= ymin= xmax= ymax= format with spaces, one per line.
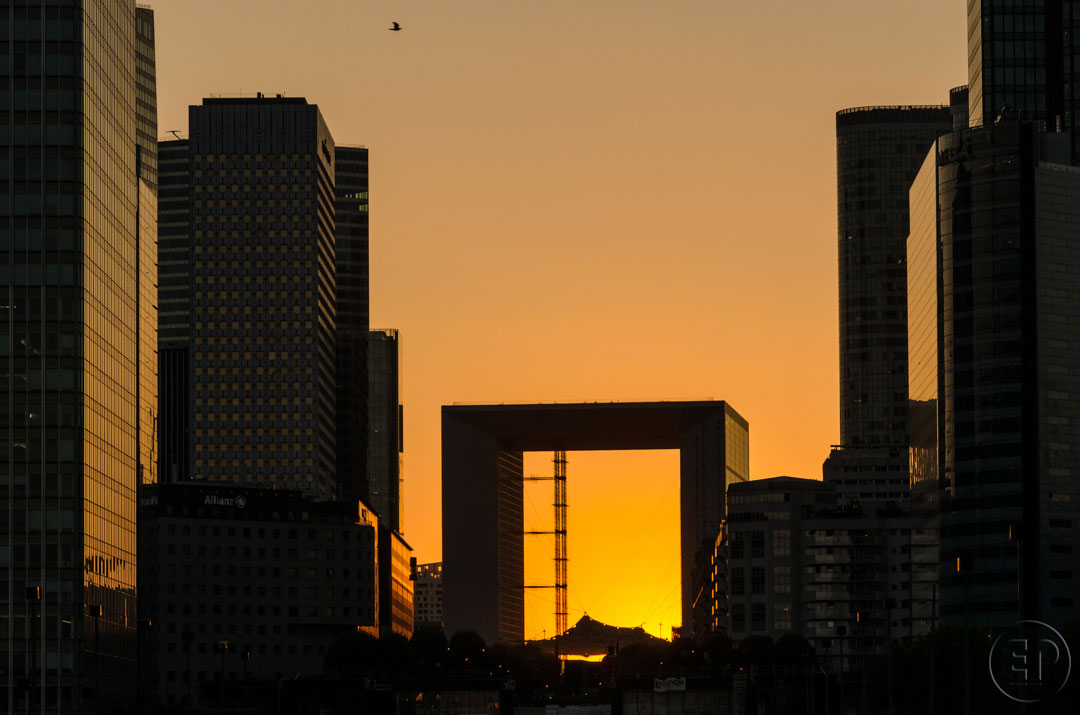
xmin=152 ymin=0 xmax=967 ymax=637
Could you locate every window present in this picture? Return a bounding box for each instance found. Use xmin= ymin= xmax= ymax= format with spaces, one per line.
xmin=751 ymin=531 xmax=765 ymax=558
xmin=773 ymin=529 xmax=791 ymax=557
xmin=751 ymin=603 xmax=766 ymax=631
xmin=730 ymin=533 xmax=744 ymax=560
xmin=732 ymin=604 xmax=745 ymax=632
xmin=773 ymin=566 xmax=791 ymax=594
xmin=732 ymin=568 xmax=745 ymax=596
xmin=751 ymin=567 xmax=765 ymax=594
xmin=774 ymin=604 xmax=792 ymax=632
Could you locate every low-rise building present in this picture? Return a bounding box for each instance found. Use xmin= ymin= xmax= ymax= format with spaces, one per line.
xmin=724 ymin=476 xmax=938 ymax=673
xmin=801 ymin=503 xmax=938 ymax=672
xmin=726 ymin=477 xmax=837 ymax=641
xmin=139 ymin=483 xmax=379 ymax=710
xmin=413 ymin=561 xmax=444 ymax=631
xmin=379 ymin=527 xmax=415 ymax=638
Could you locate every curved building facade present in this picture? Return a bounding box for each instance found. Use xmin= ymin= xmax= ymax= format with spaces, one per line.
xmin=836 ymin=106 xmax=951 ymax=448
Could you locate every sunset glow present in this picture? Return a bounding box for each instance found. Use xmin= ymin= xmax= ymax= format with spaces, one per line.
xmin=149 ymin=0 xmax=968 ymax=633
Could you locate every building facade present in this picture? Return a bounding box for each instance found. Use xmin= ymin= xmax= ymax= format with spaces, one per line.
xmin=835 ymin=105 xmax=952 ymax=451
xmin=412 ymin=561 xmax=444 ymax=631
xmin=150 ymin=95 xmax=413 ymax=702
xmin=1 ymin=2 xmax=155 ymax=712
xmin=441 ymin=401 xmax=747 ymax=645
xmin=156 ymin=96 xmax=340 ymax=498
xmin=822 ymin=444 xmax=910 ymax=506
xmin=726 ymin=477 xmax=836 ymax=642
xmin=800 ymin=504 xmax=938 ymax=672
xmin=379 ymin=528 xmax=414 ymax=638
xmin=139 ymin=484 xmax=378 ymax=710
xmin=907 ymin=123 xmax=1080 ymax=628
xmin=334 ymin=146 xmax=369 ymax=505
xmin=368 ymin=328 xmax=403 ymax=531
xmin=724 ymin=477 xmax=938 ymax=669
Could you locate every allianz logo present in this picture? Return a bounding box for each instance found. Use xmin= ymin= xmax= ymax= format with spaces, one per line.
xmin=204 ymin=494 xmax=247 ymax=508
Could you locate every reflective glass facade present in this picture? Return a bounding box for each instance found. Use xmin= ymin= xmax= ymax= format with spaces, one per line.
xmin=934 ymin=125 xmax=1031 ymax=625
xmin=378 ymin=526 xmax=413 ymax=638
xmin=912 ymin=123 xmax=1080 ymax=627
xmin=1 ymin=1 xmax=152 ymax=712
xmin=835 ymin=106 xmax=951 ymax=451
xmin=967 ymin=0 xmax=1057 ymax=129
xmin=966 ymin=1 xmax=1080 ymax=161
xmin=906 ymin=150 xmax=940 ymax=512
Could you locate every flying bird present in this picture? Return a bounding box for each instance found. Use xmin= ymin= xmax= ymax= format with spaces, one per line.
xmin=389 ymin=21 xmax=402 ymax=31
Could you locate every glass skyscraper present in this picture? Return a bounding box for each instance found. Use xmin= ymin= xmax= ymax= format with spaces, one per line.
xmin=828 ymin=106 xmax=951 ymax=506
xmin=908 ymin=123 xmax=1080 ymax=627
xmin=898 ymin=0 xmax=1080 ymax=629
xmin=835 ymin=105 xmax=952 ymax=450
xmin=969 ymin=1 xmax=1080 ymax=161
xmin=1 ymin=1 xmax=156 ymax=712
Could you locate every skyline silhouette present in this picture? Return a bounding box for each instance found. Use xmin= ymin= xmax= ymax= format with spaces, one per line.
xmin=146 ymin=1 xmax=968 ymax=576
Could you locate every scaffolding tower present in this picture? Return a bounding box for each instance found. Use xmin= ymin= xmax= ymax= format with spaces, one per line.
xmin=524 ymin=451 xmax=569 ymax=639
xmin=553 ymin=450 xmax=568 ymax=638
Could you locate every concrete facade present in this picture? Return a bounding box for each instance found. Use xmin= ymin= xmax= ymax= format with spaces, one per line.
xmin=441 ymin=401 xmax=748 ymax=644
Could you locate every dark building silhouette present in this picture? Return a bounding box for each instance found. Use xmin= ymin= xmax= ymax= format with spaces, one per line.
xmin=0 ymin=2 xmax=156 ymax=712
xmin=968 ymin=2 xmax=1080 ymax=162
xmin=147 ymin=97 xmax=414 ymax=707
xmin=138 ymin=484 xmax=378 ymax=710
xmin=725 ymin=477 xmax=836 ymax=641
xmin=334 ymin=147 xmax=370 ymax=505
xmin=907 ymin=123 xmax=1080 ymax=628
xmin=898 ymin=0 xmax=1080 ymax=630
xmin=441 ymin=401 xmax=748 ymax=645
xmin=159 ymin=96 xmax=339 ymax=498
xmin=726 ymin=477 xmax=937 ymax=666
xmin=412 ymin=561 xmax=444 ymax=631
xmin=835 ymin=105 xmax=951 ymax=451
xmin=157 ymin=100 xmax=385 ymax=508
xmin=368 ymin=328 xmax=403 ymax=531
xmin=828 ymin=106 xmax=951 ymax=511
xmin=158 ymin=140 xmax=193 ymax=482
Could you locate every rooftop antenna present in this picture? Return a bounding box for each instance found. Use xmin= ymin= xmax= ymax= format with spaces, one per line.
xmin=167 ymin=130 xmax=180 ymax=140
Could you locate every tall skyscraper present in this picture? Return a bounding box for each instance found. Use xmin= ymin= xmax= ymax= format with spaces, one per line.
xmin=908 ymin=122 xmax=1080 ymax=628
xmin=827 ymin=106 xmax=951 ymax=507
xmin=904 ymin=1 xmax=1080 ymax=627
xmin=835 ymin=105 xmax=952 ymax=450
xmin=157 ymin=96 xmax=339 ymax=499
xmin=157 ymin=139 xmax=192 ymax=482
xmin=1 ymin=2 xmax=156 ymax=712
xmin=368 ymin=328 xmax=403 ymax=531
xmin=334 ymin=146 xmax=369 ymax=505
xmin=146 ymin=99 xmax=409 ymax=708
xmin=968 ymin=2 xmax=1080 ymax=161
